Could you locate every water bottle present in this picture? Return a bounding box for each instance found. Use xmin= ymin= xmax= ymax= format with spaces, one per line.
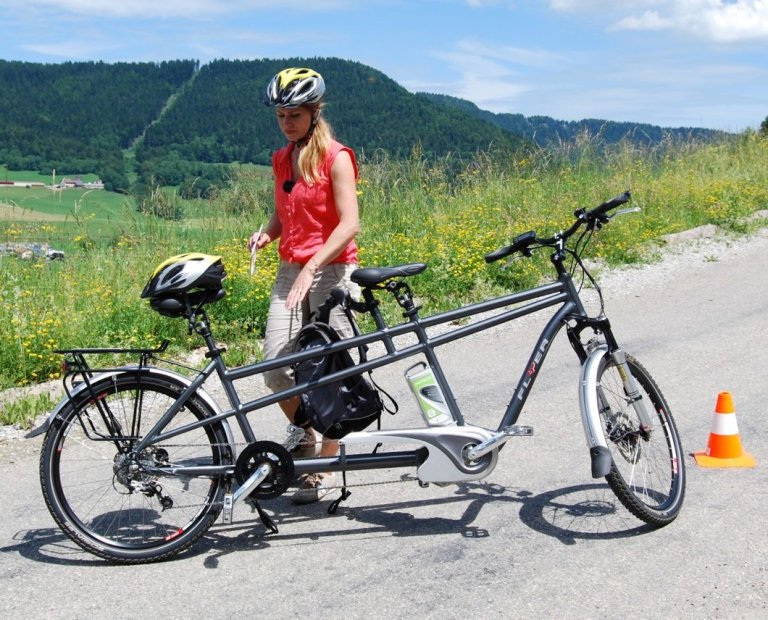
xmin=404 ymin=362 xmax=455 ymax=426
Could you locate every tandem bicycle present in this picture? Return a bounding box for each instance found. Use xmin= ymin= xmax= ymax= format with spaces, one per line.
xmin=28 ymin=191 xmax=686 ymax=563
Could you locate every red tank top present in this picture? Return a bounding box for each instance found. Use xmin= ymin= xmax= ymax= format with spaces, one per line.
xmin=272 ymin=140 xmax=359 ymax=265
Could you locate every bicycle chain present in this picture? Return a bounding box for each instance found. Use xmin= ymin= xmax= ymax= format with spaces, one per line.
xmin=143 ymin=441 xmax=420 ymax=510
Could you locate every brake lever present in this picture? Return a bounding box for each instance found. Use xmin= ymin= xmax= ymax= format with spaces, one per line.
xmin=610 ymin=206 xmax=642 ymax=219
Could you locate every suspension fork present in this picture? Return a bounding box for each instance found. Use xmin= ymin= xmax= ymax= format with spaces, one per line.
xmin=572 ymin=316 xmax=655 ymax=434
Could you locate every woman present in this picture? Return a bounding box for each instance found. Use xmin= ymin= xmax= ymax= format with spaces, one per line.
xmin=248 ymin=67 xmax=361 ymax=504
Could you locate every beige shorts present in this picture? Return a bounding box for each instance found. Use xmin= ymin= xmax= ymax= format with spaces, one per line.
xmin=262 ymin=261 xmax=361 ymax=392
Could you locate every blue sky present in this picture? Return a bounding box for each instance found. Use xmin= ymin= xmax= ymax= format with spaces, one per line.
xmin=1 ymin=0 xmax=767 ymax=131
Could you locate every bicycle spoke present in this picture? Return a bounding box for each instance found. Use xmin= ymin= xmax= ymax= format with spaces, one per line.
xmin=596 ymin=354 xmax=685 ymax=525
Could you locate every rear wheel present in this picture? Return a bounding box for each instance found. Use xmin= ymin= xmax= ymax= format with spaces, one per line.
xmin=40 ymin=373 xmax=232 ymax=563
xmin=595 ymin=354 xmax=685 ymax=526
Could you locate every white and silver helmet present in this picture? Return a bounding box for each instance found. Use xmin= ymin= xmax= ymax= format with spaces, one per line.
xmin=141 ymin=253 xmax=226 ymax=299
xmin=264 ymin=67 xmax=325 ymax=108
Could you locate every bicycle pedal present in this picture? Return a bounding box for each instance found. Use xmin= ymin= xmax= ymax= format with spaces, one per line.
xmin=222 ymin=492 xmax=233 ymax=524
xmin=504 ymin=425 xmax=534 ymax=436
xmin=282 ymin=424 xmax=306 ymax=452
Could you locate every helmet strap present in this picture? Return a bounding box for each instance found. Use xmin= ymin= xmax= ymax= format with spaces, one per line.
xmin=293 ymin=111 xmax=320 ymax=148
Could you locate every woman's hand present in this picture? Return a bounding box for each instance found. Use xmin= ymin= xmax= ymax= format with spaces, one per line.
xmin=286 ymin=260 xmax=318 ymax=310
xmin=248 ymin=230 xmax=270 ymax=252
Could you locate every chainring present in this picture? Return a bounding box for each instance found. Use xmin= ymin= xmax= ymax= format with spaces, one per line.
xmin=234 ymin=440 xmax=295 ymax=500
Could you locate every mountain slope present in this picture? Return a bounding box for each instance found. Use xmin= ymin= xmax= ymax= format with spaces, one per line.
xmin=0 ymin=59 xmax=199 ymax=188
xmin=0 ymin=57 xmax=733 ymax=195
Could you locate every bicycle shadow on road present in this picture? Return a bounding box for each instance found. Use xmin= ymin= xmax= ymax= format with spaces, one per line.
xmin=2 ymin=526 xmax=108 ymax=567
xmin=2 ymin=481 xmax=653 ymax=566
xmin=516 ymin=483 xmax=655 ymax=545
xmin=196 ymin=480 xmax=654 ymax=568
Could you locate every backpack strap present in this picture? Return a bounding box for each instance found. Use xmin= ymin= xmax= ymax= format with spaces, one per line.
xmin=368 ymin=373 xmax=398 ymax=415
xmin=340 ymin=305 xmax=398 ymax=415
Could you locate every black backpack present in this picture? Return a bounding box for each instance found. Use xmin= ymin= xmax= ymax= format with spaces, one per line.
xmin=292 ymin=313 xmax=394 ymax=440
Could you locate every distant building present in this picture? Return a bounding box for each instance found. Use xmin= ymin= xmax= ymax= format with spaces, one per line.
xmin=0 ymin=181 xmax=45 ymax=188
xmin=0 ymin=177 xmax=103 ymax=190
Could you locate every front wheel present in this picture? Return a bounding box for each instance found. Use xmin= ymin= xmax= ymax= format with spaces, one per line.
xmin=594 ymin=354 xmax=685 ymax=526
xmin=40 ymin=373 xmax=233 ymax=563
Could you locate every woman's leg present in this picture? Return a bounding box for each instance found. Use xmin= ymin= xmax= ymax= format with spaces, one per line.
xmin=262 ymin=262 xmax=360 ymax=500
xmin=262 ymin=262 xmax=311 ymax=434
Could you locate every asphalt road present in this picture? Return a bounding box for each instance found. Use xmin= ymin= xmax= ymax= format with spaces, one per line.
xmin=1 ymin=227 xmax=766 ymax=619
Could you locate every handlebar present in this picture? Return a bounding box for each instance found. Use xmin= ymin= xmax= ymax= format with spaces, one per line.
xmin=484 ymin=230 xmax=536 ymax=263
xmin=589 ymin=190 xmax=632 ymax=218
xmin=485 ymin=191 xmax=632 ymax=264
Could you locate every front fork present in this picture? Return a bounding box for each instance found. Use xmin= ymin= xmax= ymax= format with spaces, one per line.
xmin=571 ymin=320 xmax=654 ymax=478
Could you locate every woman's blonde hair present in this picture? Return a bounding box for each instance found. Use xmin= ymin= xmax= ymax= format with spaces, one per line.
xmin=296 ymin=104 xmax=333 ymax=185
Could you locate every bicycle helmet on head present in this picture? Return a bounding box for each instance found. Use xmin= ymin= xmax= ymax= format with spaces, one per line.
xmin=141 ymin=253 xmax=226 ymax=299
xmin=264 ymin=67 xmax=325 ymax=108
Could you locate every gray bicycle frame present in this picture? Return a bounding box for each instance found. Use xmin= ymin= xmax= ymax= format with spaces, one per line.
xmin=127 ymin=266 xmax=612 ymax=473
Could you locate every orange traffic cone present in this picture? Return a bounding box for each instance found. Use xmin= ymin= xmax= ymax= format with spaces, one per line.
xmin=694 ymin=392 xmax=756 ymax=468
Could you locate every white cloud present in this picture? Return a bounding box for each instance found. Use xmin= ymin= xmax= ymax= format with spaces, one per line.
xmin=422 ymin=38 xmax=574 ymax=112
xmin=697 ymin=0 xmax=768 ymax=41
xmin=0 ymin=0 xmax=222 ymax=18
xmin=548 ymin=0 xmax=768 ymax=42
xmin=444 ymin=38 xmax=569 ymax=70
xmin=612 ymin=10 xmax=675 ymax=31
xmin=23 ymin=39 xmax=119 ymax=59
xmin=0 ymin=0 xmax=351 ymax=19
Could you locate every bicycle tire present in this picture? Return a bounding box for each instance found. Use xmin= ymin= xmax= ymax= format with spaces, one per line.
xmin=40 ymin=372 xmax=233 ymax=563
xmin=594 ymin=353 xmax=685 ymax=526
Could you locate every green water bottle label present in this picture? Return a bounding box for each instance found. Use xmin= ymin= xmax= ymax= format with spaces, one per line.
xmin=405 ymin=363 xmax=454 ymax=426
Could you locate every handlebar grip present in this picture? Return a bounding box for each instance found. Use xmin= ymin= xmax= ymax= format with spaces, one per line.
xmin=329 ymin=287 xmax=350 ymax=307
xmin=485 ymin=230 xmax=537 ymax=263
xmin=592 ymin=191 xmax=631 ymax=217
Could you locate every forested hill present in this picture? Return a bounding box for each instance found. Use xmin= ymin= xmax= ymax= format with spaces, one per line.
xmin=0 ymin=57 xmax=522 ymax=193
xmin=420 ymin=93 xmax=728 ymax=146
xmin=0 ymin=59 xmax=198 ymax=188
xmin=136 ymin=58 xmax=522 ymax=165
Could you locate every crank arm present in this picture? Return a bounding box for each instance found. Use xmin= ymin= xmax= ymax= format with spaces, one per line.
xmin=222 ymin=463 xmax=272 ymax=525
xmin=465 ymin=425 xmax=533 ymax=461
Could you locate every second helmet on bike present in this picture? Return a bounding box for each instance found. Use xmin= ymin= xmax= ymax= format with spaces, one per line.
xmin=141 ymin=253 xmax=226 ymax=299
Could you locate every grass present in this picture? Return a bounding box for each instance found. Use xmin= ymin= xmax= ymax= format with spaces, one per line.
xmin=2 ymin=131 xmax=768 ymax=416
xmin=0 ymin=392 xmax=57 ymax=428
xmin=0 ymin=186 xmax=126 ymax=218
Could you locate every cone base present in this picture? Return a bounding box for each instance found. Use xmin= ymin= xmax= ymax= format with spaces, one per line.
xmin=693 ymin=450 xmax=756 ymax=468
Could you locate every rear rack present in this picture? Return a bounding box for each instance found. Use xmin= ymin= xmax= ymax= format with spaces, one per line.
xmin=55 ymin=339 xmax=171 ymax=400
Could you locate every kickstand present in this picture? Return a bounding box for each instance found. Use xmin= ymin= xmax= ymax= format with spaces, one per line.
xmin=246 ymin=498 xmax=278 ymax=534
xmin=328 ymin=472 xmax=351 ymax=515
xmin=328 ymin=488 xmax=351 ymax=515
